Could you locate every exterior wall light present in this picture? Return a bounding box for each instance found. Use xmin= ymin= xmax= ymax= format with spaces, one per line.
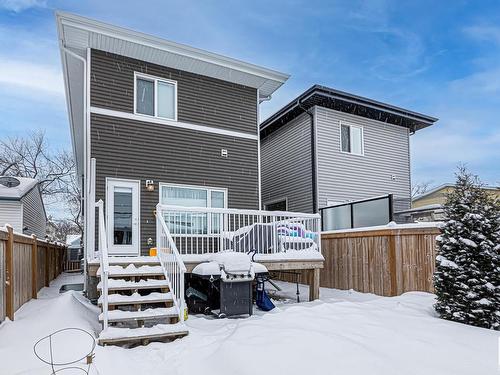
xmin=146 ymin=180 xmax=155 ymax=191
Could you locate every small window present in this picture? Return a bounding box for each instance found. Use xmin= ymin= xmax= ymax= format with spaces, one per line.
xmin=135 ymin=73 xmax=177 ymax=120
xmin=340 ymin=123 xmax=363 ymax=155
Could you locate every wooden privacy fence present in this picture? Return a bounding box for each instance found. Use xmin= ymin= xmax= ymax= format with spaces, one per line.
xmin=277 ymin=224 xmax=440 ymax=297
xmin=0 ymin=225 xmax=66 ymax=322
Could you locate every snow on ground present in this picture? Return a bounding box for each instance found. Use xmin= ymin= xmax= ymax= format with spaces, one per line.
xmin=1 ymin=273 xmax=499 ymax=375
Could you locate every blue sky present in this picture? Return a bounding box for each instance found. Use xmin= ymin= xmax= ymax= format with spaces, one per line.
xmin=0 ymin=0 xmax=498 ymax=198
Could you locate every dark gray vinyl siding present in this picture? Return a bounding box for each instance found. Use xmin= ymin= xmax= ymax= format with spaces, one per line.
xmin=261 ymin=112 xmax=313 ymax=213
xmin=90 ymin=49 xmax=257 ymax=134
xmin=315 ymin=106 xmax=411 ymax=212
xmin=20 ymin=187 xmax=46 ymax=238
xmin=91 ymin=113 xmax=259 ymax=254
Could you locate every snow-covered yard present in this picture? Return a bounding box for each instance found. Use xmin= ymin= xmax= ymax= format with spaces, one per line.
xmin=0 ymin=273 xmax=498 ymax=375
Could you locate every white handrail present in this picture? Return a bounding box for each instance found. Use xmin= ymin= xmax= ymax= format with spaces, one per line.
xmin=95 ymin=199 xmax=109 ymax=329
xmin=157 ymin=204 xmax=322 ymax=257
xmin=156 ymin=204 xmax=187 ymax=322
xmin=157 ymin=204 xmax=321 ymax=219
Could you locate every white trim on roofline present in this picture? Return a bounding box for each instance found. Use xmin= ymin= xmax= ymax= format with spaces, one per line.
xmin=56 ymin=11 xmax=289 ymax=85
xmin=90 ymin=106 xmax=258 ymax=140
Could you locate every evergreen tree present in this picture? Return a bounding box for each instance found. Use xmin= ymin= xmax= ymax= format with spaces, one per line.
xmin=434 ymin=167 xmax=500 ymax=329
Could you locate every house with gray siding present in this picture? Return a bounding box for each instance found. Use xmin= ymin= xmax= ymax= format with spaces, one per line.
xmin=57 ymin=13 xmax=324 ymax=345
xmin=260 ymin=85 xmax=438 ymax=224
xmin=0 ymin=176 xmax=46 ymax=237
xmin=58 ymin=12 xmax=290 ymax=257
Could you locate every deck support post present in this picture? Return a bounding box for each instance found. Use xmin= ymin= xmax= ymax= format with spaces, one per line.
xmin=309 ymin=268 xmax=320 ymax=301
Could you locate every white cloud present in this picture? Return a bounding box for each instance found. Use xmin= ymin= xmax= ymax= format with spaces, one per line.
xmin=0 ymin=59 xmax=63 ymax=96
xmin=411 ymin=115 xmax=500 ymax=185
xmin=449 ymin=67 xmax=500 ymax=94
xmin=463 ymin=25 xmax=500 ymax=45
xmin=0 ymin=0 xmax=46 ymax=12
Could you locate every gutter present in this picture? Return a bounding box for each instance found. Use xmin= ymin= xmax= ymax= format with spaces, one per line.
xmin=297 ymin=100 xmax=318 ymax=213
xmin=60 ymin=44 xmax=89 ymax=292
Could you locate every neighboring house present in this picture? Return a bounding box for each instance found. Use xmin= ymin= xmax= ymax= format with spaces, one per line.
xmin=412 ymin=183 xmax=500 ymax=208
xmin=397 ymin=184 xmax=500 ymax=222
xmin=260 ymin=85 xmax=438 ymax=218
xmin=66 ymin=234 xmax=83 ymax=261
xmin=0 ymin=176 xmax=46 ymax=237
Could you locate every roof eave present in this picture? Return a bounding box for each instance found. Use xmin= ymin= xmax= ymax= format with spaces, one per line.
xmin=260 ymin=85 xmax=438 ymax=134
xmin=56 ymin=11 xmax=290 ymax=94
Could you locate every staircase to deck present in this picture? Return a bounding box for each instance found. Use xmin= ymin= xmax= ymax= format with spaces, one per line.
xmin=96 ymin=257 xmax=188 ymax=346
xmin=95 ymin=200 xmax=189 ymax=346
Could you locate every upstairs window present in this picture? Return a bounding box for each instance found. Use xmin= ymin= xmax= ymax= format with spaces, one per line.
xmin=135 ymin=73 xmax=177 ymax=121
xmin=341 ymin=123 xmax=363 ymax=155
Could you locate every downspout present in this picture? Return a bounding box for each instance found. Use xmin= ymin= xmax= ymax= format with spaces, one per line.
xmin=297 ymin=100 xmax=318 ymax=213
xmin=61 ymin=45 xmax=89 ymax=290
xmin=258 ymin=92 xmax=272 ymax=209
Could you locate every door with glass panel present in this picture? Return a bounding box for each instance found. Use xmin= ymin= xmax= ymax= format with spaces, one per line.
xmin=106 ymin=179 xmax=140 ymax=255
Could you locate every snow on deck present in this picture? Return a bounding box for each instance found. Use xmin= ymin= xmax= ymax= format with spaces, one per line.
xmin=0 ymin=273 xmax=498 ymax=375
xmin=182 ymin=249 xmax=324 ymax=263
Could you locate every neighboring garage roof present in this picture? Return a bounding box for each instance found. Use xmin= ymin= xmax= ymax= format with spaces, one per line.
xmin=413 ymin=183 xmax=500 ymax=202
xmin=260 ymin=85 xmax=438 ymax=138
xmin=0 ymin=176 xmax=38 ymax=200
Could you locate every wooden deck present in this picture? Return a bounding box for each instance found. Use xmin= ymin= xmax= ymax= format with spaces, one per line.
xmin=88 ymin=256 xmax=324 ymax=301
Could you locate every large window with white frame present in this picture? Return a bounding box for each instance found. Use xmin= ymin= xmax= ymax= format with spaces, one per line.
xmin=159 ymin=183 xmax=227 ymax=235
xmin=340 ymin=122 xmax=364 ymax=155
xmin=135 ymin=73 xmax=177 ymax=121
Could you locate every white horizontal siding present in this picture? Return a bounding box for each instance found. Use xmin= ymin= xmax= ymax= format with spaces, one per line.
xmin=0 ymin=201 xmax=23 ymax=232
xmin=20 ymin=188 xmax=46 ymax=238
xmin=316 ymin=106 xmax=411 ymax=210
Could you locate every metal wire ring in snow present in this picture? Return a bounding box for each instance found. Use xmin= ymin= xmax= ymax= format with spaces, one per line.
xmin=33 ymin=327 xmax=96 ymax=371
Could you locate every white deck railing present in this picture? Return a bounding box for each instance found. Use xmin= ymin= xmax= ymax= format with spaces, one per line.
xmin=156 ymin=209 xmax=187 ymax=322
xmin=96 ymin=199 xmax=109 ymax=329
xmin=156 ymin=204 xmax=321 ymax=257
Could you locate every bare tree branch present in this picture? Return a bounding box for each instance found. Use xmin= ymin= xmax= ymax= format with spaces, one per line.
xmin=0 ymin=131 xmax=81 ymax=234
xmin=411 ymin=181 xmax=434 ymax=199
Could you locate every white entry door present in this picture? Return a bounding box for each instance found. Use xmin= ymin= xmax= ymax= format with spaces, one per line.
xmin=106 ymin=179 xmax=140 ymax=255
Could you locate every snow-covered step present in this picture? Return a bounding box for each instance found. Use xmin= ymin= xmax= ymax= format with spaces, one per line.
xmin=99 ymin=307 xmax=179 ymax=323
xmin=98 ymin=323 xmax=189 ymax=346
xmin=97 ymin=264 xmax=164 ymax=278
xmin=98 ymin=278 xmax=170 ymax=292
xmin=98 ymin=292 xmax=173 ymax=306
xmin=107 ymin=256 xmax=160 ymax=266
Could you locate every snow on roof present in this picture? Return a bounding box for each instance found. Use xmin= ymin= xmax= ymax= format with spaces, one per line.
xmin=0 ymin=176 xmax=38 ymax=199
xmin=66 ymin=234 xmax=81 ymax=246
xmin=413 ymin=183 xmax=500 ymax=201
xmin=395 ymin=203 xmax=443 ymax=214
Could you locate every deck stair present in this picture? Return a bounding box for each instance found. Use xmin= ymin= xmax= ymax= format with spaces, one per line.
xmin=96 ymin=256 xmax=189 ymax=346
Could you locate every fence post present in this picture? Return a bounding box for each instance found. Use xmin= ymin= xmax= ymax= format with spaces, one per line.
xmin=31 ymin=235 xmax=38 ymax=299
xmin=388 ymin=232 xmax=398 ymax=296
xmin=44 ymin=243 xmax=50 ymax=287
xmin=5 ymin=225 xmax=14 ymax=320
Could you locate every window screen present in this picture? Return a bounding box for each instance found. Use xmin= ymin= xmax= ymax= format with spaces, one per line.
xmin=136 ymin=78 xmax=154 ymax=116
xmin=341 ymin=125 xmax=350 ymax=152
